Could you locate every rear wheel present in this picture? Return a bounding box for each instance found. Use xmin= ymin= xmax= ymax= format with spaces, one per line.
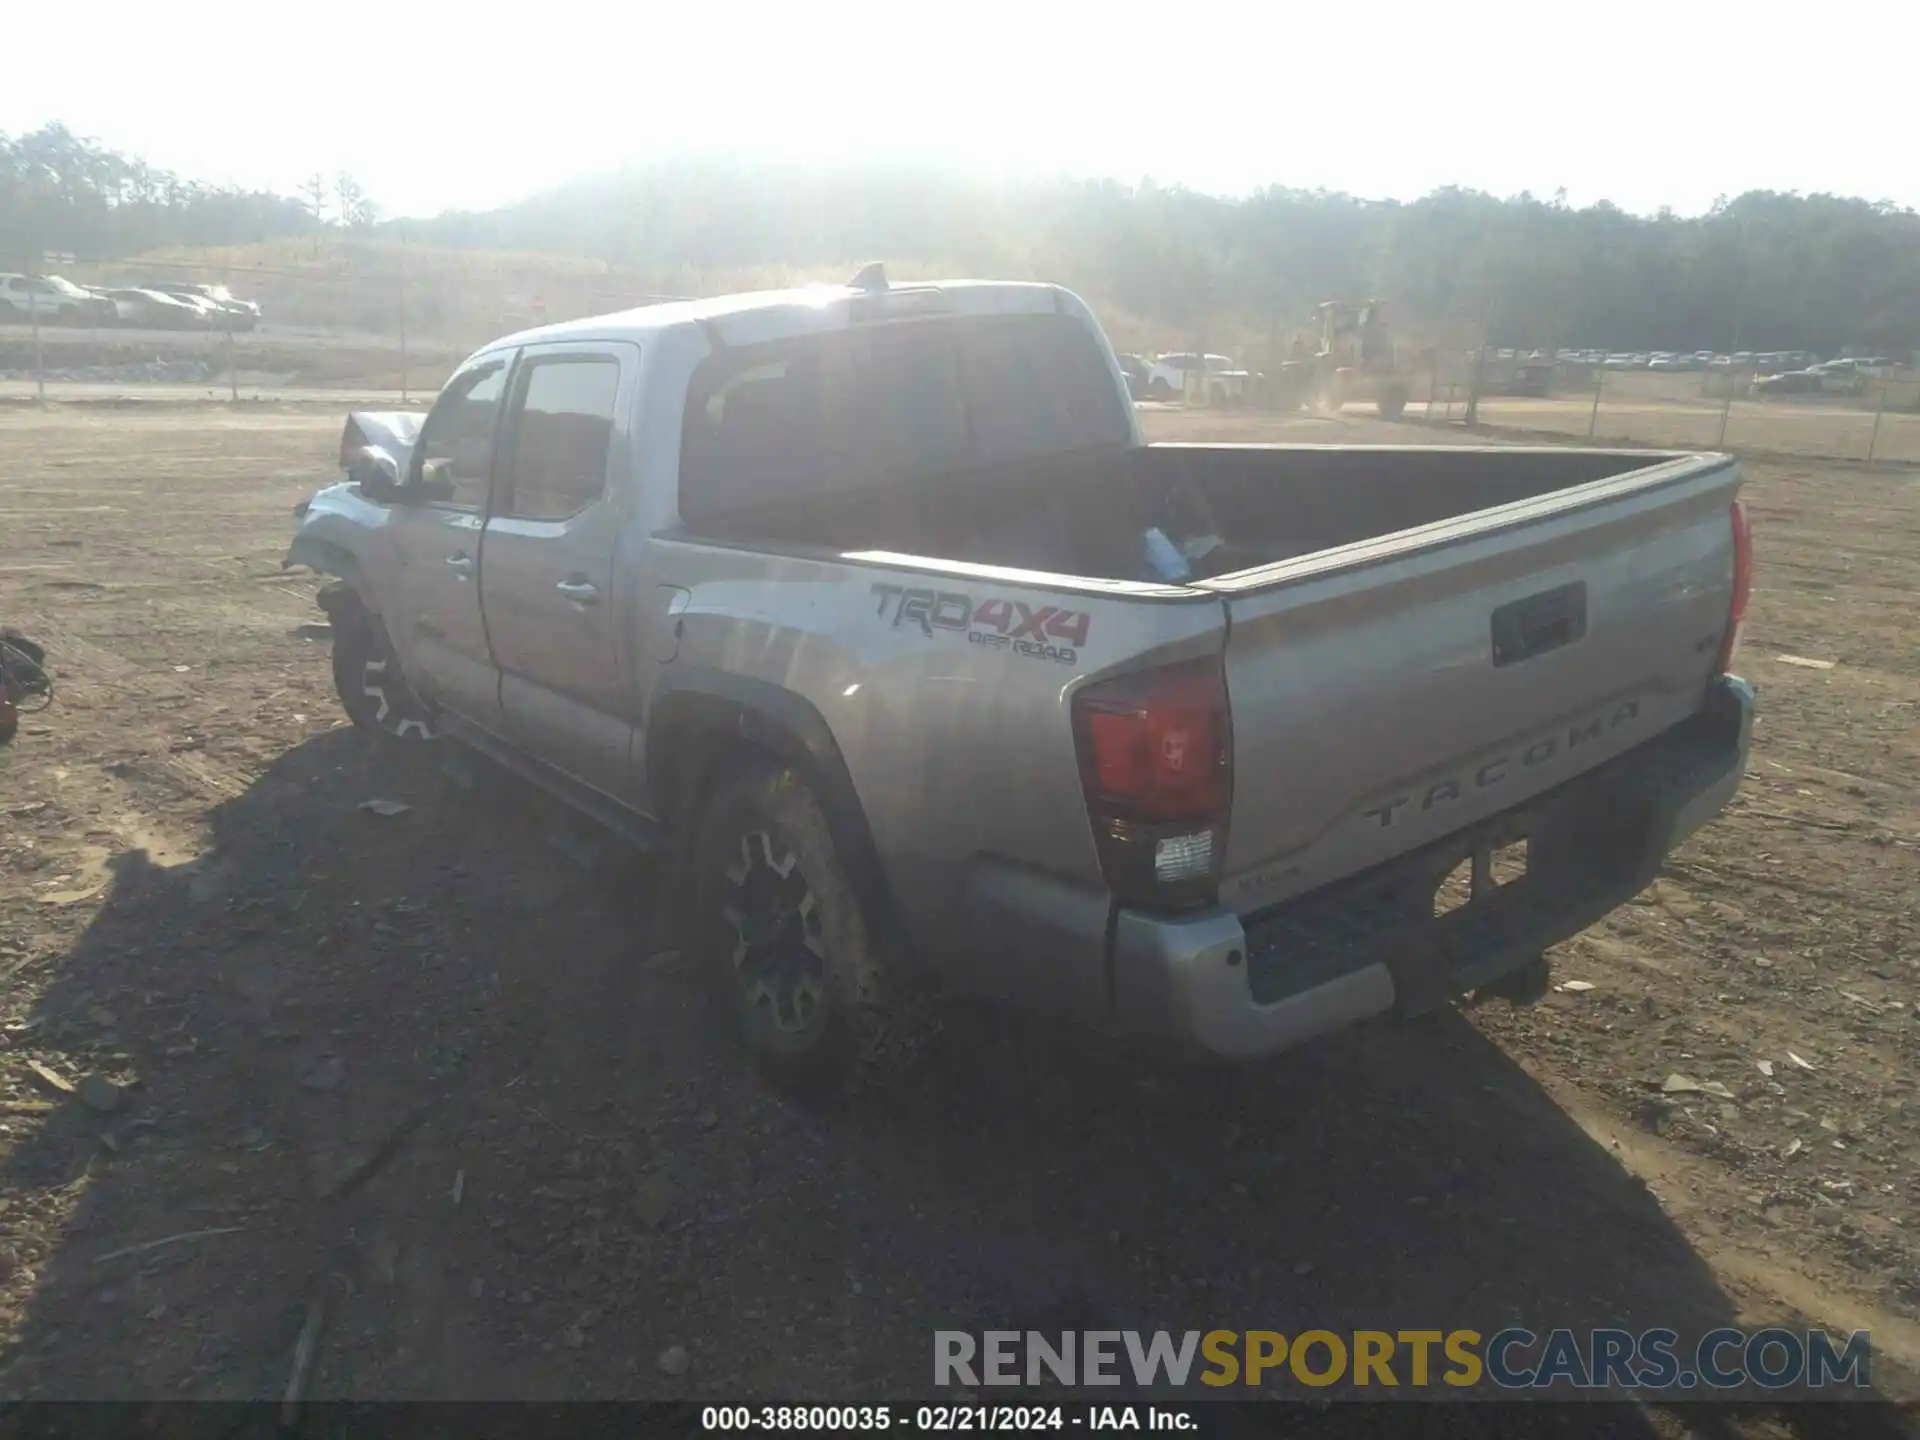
xmin=1377 ymin=382 xmax=1409 ymax=420
xmin=327 ymin=594 xmax=435 ymax=741
xmin=1148 ymin=377 xmax=1175 ymax=402
xmin=688 ymin=758 xmax=913 ymax=1093
xmin=1480 ymin=953 xmax=1551 ymax=1006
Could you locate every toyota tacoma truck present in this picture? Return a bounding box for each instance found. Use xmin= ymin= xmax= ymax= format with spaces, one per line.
xmin=285 ymin=267 xmax=1756 ymax=1090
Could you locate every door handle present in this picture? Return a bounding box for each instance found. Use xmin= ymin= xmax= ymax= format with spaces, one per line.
xmin=556 ymin=578 xmax=600 ymax=606
xmin=445 ymin=552 xmax=475 ymax=577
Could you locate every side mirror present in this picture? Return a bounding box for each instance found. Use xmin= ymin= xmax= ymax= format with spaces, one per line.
xmin=347 ymin=445 xmax=402 ymax=501
xmin=415 ymin=458 xmax=457 ymax=502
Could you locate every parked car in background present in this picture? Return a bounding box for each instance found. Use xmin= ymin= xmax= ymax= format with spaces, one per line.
xmin=0 ymin=273 xmax=115 ymax=325
xmin=1810 ymin=359 xmax=1870 ymax=394
xmin=152 ymin=281 xmax=261 ymax=330
xmin=1144 ymin=352 xmax=1208 ymax=401
xmin=97 ymin=287 xmax=215 ymax=330
xmin=1750 ymin=369 xmax=1825 ymax=396
xmin=1145 ymin=352 xmax=1255 ymax=405
xmin=170 ymin=292 xmax=230 ymax=326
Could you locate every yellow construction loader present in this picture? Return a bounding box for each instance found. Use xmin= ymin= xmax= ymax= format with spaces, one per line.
xmin=1269 ymin=300 xmax=1412 ymax=419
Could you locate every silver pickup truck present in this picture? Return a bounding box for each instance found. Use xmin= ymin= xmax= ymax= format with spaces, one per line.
xmin=286 ymin=268 xmax=1756 ymax=1091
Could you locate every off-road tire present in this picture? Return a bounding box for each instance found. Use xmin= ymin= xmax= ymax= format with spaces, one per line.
xmin=688 ymin=758 xmax=913 ymax=1094
xmin=1377 ymin=383 xmax=1409 ymax=420
xmin=1480 ymin=952 xmax=1551 ymax=1007
xmin=1148 ymin=377 xmax=1174 ymax=403
xmin=329 ymin=600 xmax=435 ymax=741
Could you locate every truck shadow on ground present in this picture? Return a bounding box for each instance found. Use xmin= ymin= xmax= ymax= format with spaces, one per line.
xmin=0 ymin=730 xmax=1908 ymax=1437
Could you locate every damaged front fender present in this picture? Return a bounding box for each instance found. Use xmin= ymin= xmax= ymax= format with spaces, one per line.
xmin=283 ymin=477 xmax=399 ymax=615
xmin=285 ymin=532 xmax=364 ymax=588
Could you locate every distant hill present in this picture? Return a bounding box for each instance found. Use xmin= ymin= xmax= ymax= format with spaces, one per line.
xmin=392 ymin=160 xmax=1920 ymax=356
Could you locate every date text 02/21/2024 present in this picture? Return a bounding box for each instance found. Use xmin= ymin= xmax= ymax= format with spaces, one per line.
xmin=700 ymin=1404 xmax=1192 ymax=1432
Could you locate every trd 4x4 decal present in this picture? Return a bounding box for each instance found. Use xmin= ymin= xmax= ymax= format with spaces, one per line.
xmin=870 ymin=583 xmax=1089 ymax=665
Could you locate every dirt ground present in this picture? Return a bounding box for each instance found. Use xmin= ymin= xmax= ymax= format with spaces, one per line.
xmin=0 ymin=405 xmax=1916 ymax=1433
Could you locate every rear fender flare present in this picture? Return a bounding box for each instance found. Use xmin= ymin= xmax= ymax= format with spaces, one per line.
xmin=645 ymin=668 xmax=905 ymax=958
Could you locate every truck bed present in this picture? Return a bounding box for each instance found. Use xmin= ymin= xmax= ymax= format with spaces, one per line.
xmin=680 ymin=440 xmax=1743 ymax=921
xmin=682 ymin=443 xmax=1697 ymax=587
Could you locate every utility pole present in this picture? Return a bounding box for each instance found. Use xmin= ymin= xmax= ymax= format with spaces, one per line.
xmin=223 ymin=261 xmax=238 ymax=403
xmin=398 ymin=242 xmax=409 ymax=403
xmin=1716 ymin=307 xmax=1743 ymax=451
xmin=1715 ymin=224 xmax=1751 ymax=452
xmin=1464 ymin=301 xmax=1489 ymax=428
xmin=1866 ymin=375 xmax=1889 ymax=464
xmin=27 ymin=248 xmax=45 ymax=407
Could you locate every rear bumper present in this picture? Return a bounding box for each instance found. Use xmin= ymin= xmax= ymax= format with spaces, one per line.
xmin=1106 ymin=674 xmax=1755 ymax=1060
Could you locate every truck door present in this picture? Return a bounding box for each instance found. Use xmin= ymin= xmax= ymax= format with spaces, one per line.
xmin=479 ymin=340 xmax=642 ymax=803
xmin=385 ymin=351 xmax=513 ymax=735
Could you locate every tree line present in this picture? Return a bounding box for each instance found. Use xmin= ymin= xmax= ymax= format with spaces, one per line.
xmin=0 ymin=125 xmax=371 ymax=271
xmin=6 ymin=124 xmax=1918 ymax=355
xmin=400 ymin=163 xmax=1920 ymax=355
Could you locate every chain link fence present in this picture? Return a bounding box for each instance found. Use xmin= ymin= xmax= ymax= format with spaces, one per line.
xmin=1408 ymin=349 xmax=1920 ymax=464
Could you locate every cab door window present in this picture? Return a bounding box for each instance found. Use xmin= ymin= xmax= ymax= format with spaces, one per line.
xmin=411 ymin=357 xmax=511 ymax=508
xmin=497 ymin=356 xmax=621 ymax=521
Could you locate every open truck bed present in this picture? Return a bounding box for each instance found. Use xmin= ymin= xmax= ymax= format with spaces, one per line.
xmin=673 ymin=439 xmax=1749 ymax=1043
xmin=680 ymin=442 xmax=1714 ymax=587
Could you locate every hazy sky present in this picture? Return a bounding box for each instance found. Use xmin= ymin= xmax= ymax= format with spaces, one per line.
xmin=7 ymin=0 xmax=1911 ymax=218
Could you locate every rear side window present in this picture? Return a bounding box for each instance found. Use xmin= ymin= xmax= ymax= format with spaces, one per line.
xmin=680 ymin=313 xmax=1130 ymax=522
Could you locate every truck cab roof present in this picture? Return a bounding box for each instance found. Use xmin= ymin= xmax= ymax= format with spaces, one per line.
xmin=484 ymin=277 xmax=1076 ymax=357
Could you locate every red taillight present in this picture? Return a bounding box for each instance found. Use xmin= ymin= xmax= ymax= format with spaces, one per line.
xmin=1072 ymin=657 xmax=1232 ymax=907
xmin=1717 ymin=499 xmax=1753 ymax=675
xmin=1080 ymin=669 xmax=1229 ymax=820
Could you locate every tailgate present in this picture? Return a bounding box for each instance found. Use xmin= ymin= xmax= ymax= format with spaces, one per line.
xmin=1208 ymin=453 xmax=1743 ymax=915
